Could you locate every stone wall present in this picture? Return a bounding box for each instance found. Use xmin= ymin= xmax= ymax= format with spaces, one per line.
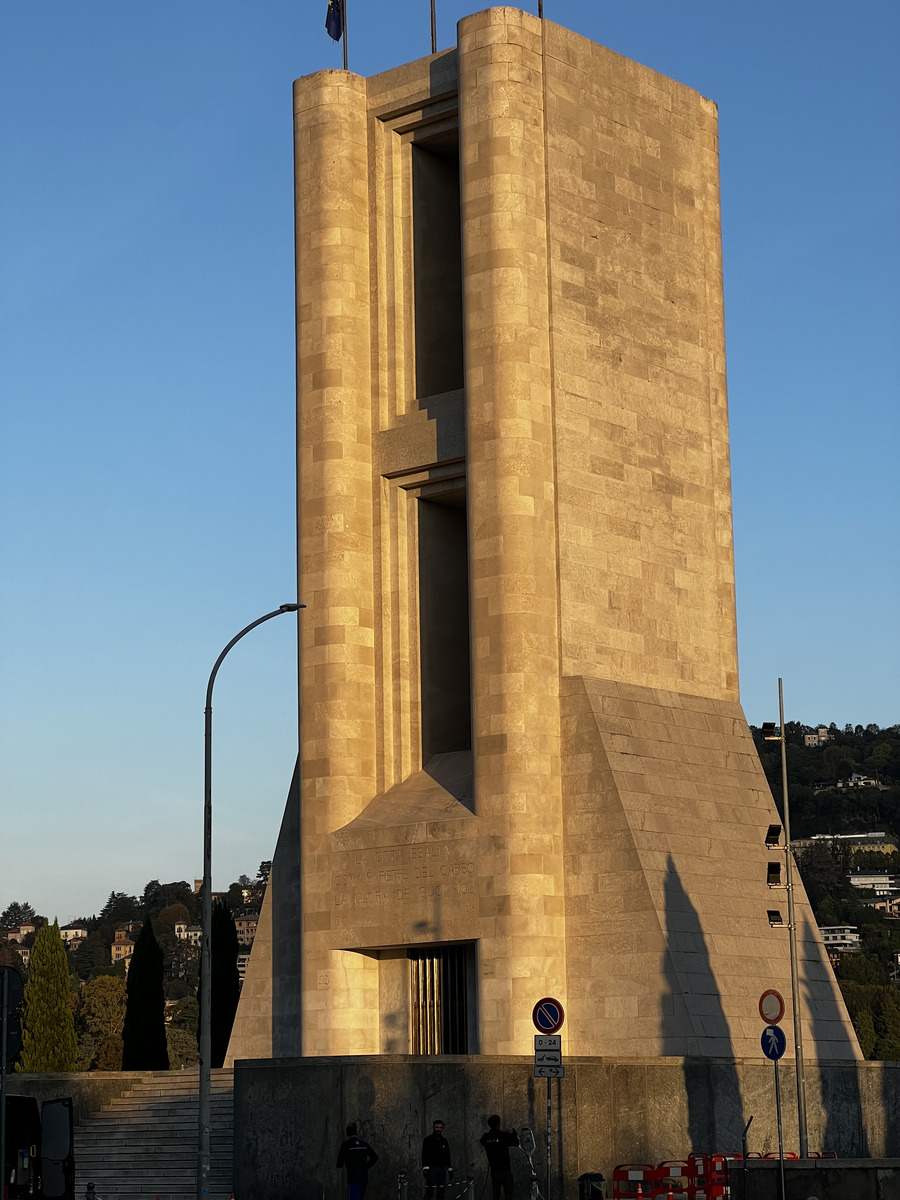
xmin=233 ymin=1056 xmax=900 ymax=1200
xmin=5 ymin=1072 xmax=144 ymax=1124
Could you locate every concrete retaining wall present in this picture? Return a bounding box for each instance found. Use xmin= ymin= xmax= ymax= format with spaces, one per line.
xmin=7 ymin=1071 xmax=167 ymax=1124
xmin=234 ymin=1056 xmax=900 ymax=1200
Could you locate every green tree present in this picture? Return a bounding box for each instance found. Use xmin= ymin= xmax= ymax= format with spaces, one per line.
xmin=75 ymin=975 xmax=127 ymax=1071
xmin=836 ymin=953 xmax=887 ymax=986
xmin=141 ymin=881 xmax=198 ymax=923
xmin=71 ymin=931 xmax=113 ymax=982
xmin=97 ymin=892 xmax=140 ymax=947
xmin=208 ymin=900 xmax=240 ymax=1069
xmin=158 ymin=903 xmax=190 ymax=929
xmin=16 ymin=922 xmax=77 ymax=1072
xmin=0 ymin=942 xmax=26 ymax=973
xmin=853 ymin=1009 xmax=877 ymax=1058
xmin=121 ymin=919 xmax=168 ymax=1070
xmin=0 ymin=901 xmax=36 ymax=928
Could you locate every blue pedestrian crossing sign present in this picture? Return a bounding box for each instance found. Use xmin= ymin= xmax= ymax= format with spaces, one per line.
xmin=761 ymin=1024 xmax=787 ymax=1060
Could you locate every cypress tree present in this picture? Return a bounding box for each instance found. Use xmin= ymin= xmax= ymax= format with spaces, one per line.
xmin=199 ymin=899 xmax=241 ymax=1068
xmin=122 ymin=918 xmax=168 ymax=1070
xmin=17 ymin=922 xmax=77 ymax=1072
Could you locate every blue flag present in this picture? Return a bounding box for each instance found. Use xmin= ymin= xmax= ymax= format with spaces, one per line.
xmin=325 ymin=0 xmax=344 ymax=41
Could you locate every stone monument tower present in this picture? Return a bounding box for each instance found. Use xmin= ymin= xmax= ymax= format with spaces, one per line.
xmin=228 ymin=6 xmax=858 ymax=1065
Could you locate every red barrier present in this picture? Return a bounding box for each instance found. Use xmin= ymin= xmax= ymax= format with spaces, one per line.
xmin=612 ymin=1164 xmax=659 ymax=1198
xmin=685 ymin=1154 xmax=709 ymax=1197
xmin=653 ymin=1161 xmax=689 ymax=1196
xmin=706 ymin=1155 xmax=732 ymax=1197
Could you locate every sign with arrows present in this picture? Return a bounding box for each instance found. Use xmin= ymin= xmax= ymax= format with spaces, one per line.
xmin=534 ymin=1064 xmax=565 ymax=1078
xmin=533 ymin=1033 xmax=564 ymax=1078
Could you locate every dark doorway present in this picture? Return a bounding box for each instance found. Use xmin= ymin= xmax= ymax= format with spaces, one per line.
xmin=409 ymin=944 xmax=471 ymax=1054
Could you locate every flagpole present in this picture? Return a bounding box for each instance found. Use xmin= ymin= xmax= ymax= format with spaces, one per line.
xmin=431 ymin=0 xmax=436 ymax=53
xmin=343 ymin=0 xmax=348 ymax=69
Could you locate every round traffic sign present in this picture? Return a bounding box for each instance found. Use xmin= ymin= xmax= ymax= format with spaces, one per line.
xmin=759 ymin=989 xmax=785 ymax=1025
xmin=532 ymin=997 xmax=565 ymax=1034
xmin=761 ymin=1024 xmax=787 ymax=1061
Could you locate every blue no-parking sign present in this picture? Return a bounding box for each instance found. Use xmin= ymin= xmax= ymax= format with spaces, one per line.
xmin=761 ymin=1024 xmax=787 ymax=1061
xmin=532 ymin=997 xmax=565 ymax=1034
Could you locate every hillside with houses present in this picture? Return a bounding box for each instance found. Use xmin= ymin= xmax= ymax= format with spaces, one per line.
xmin=0 ymin=864 xmax=269 ymax=1069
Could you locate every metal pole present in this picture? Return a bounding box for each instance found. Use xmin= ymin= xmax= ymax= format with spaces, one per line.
xmin=779 ymin=678 xmax=809 ymax=1158
xmin=741 ymin=1115 xmax=753 ymax=1193
xmin=430 ymin=0 xmax=436 ymax=53
xmin=546 ymin=1077 xmax=551 ymax=1200
xmin=538 ymin=0 xmax=543 ymax=17
xmin=1 ymin=970 xmax=8 ymax=1199
xmin=198 ymin=603 xmax=302 ymax=1200
xmin=774 ymin=1058 xmax=786 ymax=1200
xmin=342 ymin=0 xmax=348 ymax=71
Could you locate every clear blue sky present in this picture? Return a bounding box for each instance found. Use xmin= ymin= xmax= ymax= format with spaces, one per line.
xmin=1 ymin=1 xmax=897 ymax=924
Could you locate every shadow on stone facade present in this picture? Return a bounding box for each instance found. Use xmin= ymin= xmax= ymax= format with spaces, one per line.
xmin=271 ymin=759 xmax=303 ymax=1057
xmin=662 ymin=856 xmax=744 ymax=1152
xmin=803 ymin=915 xmax=869 ymax=1156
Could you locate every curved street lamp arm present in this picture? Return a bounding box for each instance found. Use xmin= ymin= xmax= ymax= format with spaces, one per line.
xmin=198 ymin=601 xmax=303 ymax=1200
xmin=205 ymin=604 xmax=302 ymax=711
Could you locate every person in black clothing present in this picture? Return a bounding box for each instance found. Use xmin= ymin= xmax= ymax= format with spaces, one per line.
xmin=336 ymin=1122 xmax=379 ymax=1200
xmin=480 ymin=1115 xmax=519 ymax=1200
xmin=422 ymin=1118 xmax=453 ymax=1199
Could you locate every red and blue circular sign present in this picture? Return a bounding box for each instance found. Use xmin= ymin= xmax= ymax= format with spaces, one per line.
xmin=532 ymin=997 xmax=565 ymax=1034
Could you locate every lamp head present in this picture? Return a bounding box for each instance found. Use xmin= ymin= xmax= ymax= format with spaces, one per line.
xmin=761 ymin=721 xmax=780 ymax=741
xmin=765 ymin=824 xmax=783 ymax=847
xmin=279 ymin=603 xmax=306 ymax=612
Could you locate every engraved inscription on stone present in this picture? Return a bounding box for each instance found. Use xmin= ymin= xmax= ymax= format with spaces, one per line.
xmin=331 ymin=843 xmax=477 ymax=913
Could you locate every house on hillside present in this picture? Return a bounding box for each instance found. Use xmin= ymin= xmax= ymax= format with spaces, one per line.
xmin=234 ymin=914 xmax=259 ymax=946
xmin=804 ymin=727 xmax=831 ymax=747
xmin=819 ymin=925 xmax=861 ymax=966
xmin=5 ymin=922 xmax=36 ymax=944
xmin=60 ymin=922 xmax=88 ymax=948
xmin=111 ymin=929 xmax=135 ymax=965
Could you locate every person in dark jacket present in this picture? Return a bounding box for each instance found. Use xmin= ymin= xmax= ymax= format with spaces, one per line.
xmin=480 ymin=1115 xmax=519 ymax=1200
xmin=422 ymin=1118 xmax=453 ymax=1199
xmin=336 ymin=1122 xmax=379 ymax=1200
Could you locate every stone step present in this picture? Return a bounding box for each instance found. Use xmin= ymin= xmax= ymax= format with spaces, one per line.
xmin=73 ymin=1071 xmax=234 ymax=1198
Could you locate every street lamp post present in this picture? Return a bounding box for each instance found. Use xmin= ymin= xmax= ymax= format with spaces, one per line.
xmin=763 ymin=678 xmax=809 ymax=1159
xmin=197 ymin=603 xmax=303 ymax=1200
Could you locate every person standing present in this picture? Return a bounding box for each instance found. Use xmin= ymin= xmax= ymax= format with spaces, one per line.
xmin=480 ymin=1115 xmax=519 ymax=1200
xmin=422 ymin=1118 xmax=453 ymax=1199
xmin=336 ymin=1122 xmax=379 ymax=1200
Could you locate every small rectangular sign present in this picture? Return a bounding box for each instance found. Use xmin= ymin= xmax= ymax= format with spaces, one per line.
xmin=534 ymin=1065 xmax=565 ymax=1078
xmin=534 ymin=1050 xmax=562 ymax=1065
xmin=534 ymin=1034 xmax=561 ymax=1051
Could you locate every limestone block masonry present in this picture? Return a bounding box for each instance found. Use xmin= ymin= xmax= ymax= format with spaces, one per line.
xmin=227 ymin=7 xmax=859 ymax=1065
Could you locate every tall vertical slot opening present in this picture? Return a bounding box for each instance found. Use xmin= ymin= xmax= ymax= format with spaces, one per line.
xmin=411 ymin=133 xmax=463 ymax=399
xmin=417 ymin=493 xmax=471 ymax=763
xmin=409 ymin=944 xmax=473 ymax=1054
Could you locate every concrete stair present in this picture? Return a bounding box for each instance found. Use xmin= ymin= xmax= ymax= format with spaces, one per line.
xmin=73 ymin=1068 xmax=233 ymax=1200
